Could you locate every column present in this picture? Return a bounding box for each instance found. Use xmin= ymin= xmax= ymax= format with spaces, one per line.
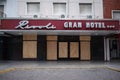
xmin=80 ymin=36 xmax=91 ymax=60
xmin=23 ymin=34 xmax=37 ymax=59
xmin=47 ymin=36 xmax=57 ymax=60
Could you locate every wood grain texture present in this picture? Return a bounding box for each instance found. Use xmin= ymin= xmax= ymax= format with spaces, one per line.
xmin=59 ymin=42 xmax=68 ymax=58
xmin=23 ymin=41 xmax=37 ymax=58
xmin=80 ymin=42 xmax=90 ymax=60
xmin=80 ymin=36 xmax=91 ymax=41
xmin=23 ymin=34 xmax=37 ymax=40
xmin=47 ymin=36 xmax=57 ymax=41
xmin=70 ymin=42 xmax=79 ymax=58
xmin=47 ymin=41 xmax=57 ymax=60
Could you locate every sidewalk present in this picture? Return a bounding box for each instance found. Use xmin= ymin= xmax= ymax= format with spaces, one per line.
xmin=0 ymin=61 xmax=120 ymax=80
xmin=105 ymin=60 xmax=120 ymax=72
xmin=0 ymin=61 xmax=120 ymax=70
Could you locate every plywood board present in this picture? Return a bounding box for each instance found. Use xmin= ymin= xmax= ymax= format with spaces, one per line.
xmin=80 ymin=42 xmax=90 ymax=60
xmin=23 ymin=41 xmax=37 ymax=58
xmin=59 ymin=42 xmax=68 ymax=58
xmin=80 ymin=36 xmax=91 ymax=41
xmin=47 ymin=41 xmax=57 ymax=60
xmin=23 ymin=34 xmax=37 ymax=40
xmin=47 ymin=36 xmax=57 ymax=41
xmin=70 ymin=42 xmax=79 ymax=58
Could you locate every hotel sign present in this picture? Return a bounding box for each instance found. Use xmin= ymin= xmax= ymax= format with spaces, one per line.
xmin=15 ymin=20 xmax=56 ymax=29
xmin=64 ymin=22 xmax=115 ymax=29
xmin=0 ymin=19 xmax=119 ymax=30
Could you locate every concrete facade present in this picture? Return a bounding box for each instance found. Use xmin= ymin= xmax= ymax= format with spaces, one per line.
xmin=1 ymin=0 xmax=103 ymax=19
xmin=0 ymin=0 xmax=120 ymax=61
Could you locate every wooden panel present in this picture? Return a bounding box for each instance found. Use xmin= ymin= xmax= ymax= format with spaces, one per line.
xmin=59 ymin=42 xmax=68 ymax=58
xmin=23 ymin=34 xmax=37 ymax=40
xmin=47 ymin=36 xmax=57 ymax=41
xmin=70 ymin=42 xmax=79 ymax=58
xmin=80 ymin=36 xmax=91 ymax=41
xmin=23 ymin=41 xmax=37 ymax=58
xmin=47 ymin=41 xmax=57 ymax=60
xmin=80 ymin=42 xmax=91 ymax=60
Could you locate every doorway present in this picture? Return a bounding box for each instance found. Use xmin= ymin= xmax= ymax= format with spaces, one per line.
xmin=109 ymin=39 xmax=120 ymax=60
xmin=0 ymin=36 xmax=22 ymax=60
xmin=58 ymin=36 xmax=80 ymax=60
xmin=58 ymin=42 xmax=80 ymax=60
xmin=91 ymin=36 xmax=104 ymax=60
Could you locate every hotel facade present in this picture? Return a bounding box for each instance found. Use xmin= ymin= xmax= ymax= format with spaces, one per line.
xmin=0 ymin=0 xmax=120 ymax=61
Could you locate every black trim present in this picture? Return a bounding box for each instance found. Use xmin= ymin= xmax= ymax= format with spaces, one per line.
xmin=22 ymin=58 xmax=38 ymax=61
xmin=0 ymin=36 xmax=4 ymax=60
xmin=7 ymin=36 xmax=23 ymax=60
xmin=79 ymin=41 xmax=81 ymax=60
xmin=57 ymin=41 xmax=59 ymax=60
xmin=4 ymin=32 xmax=16 ymax=37
xmin=58 ymin=36 xmax=79 ymax=42
xmin=0 ymin=36 xmax=23 ymax=60
xmin=37 ymin=35 xmax=46 ymax=61
xmin=91 ymin=36 xmax=104 ymax=61
xmin=23 ymin=40 xmax=37 ymax=41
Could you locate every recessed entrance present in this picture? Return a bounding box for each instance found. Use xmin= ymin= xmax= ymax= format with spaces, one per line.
xmin=109 ymin=39 xmax=120 ymax=60
xmin=58 ymin=36 xmax=80 ymax=60
xmin=91 ymin=36 xmax=104 ymax=60
xmin=58 ymin=42 xmax=80 ymax=60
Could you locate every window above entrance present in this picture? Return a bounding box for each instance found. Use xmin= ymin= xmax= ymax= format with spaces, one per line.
xmin=79 ymin=3 xmax=93 ymax=19
xmin=0 ymin=5 xmax=4 ymax=18
xmin=27 ymin=2 xmax=40 ymax=17
xmin=53 ymin=3 xmax=66 ymax=18
xmin=112 ymin=10 xmax=120 ymax=20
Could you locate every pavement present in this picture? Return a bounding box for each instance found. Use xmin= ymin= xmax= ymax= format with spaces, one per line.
xmin=0 ymin=61 xmax=120 ymax=80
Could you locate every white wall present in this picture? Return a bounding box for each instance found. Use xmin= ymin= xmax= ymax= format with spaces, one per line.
xmin=94 ymin=0 xmax=103 ymax=19
xmin=3 ymin=0 xmax=103 ymax=19
xmin=68 ymin=0 xmax=103 ymax=19
xmin=5 ymin=0 xmax=18 ymax=17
